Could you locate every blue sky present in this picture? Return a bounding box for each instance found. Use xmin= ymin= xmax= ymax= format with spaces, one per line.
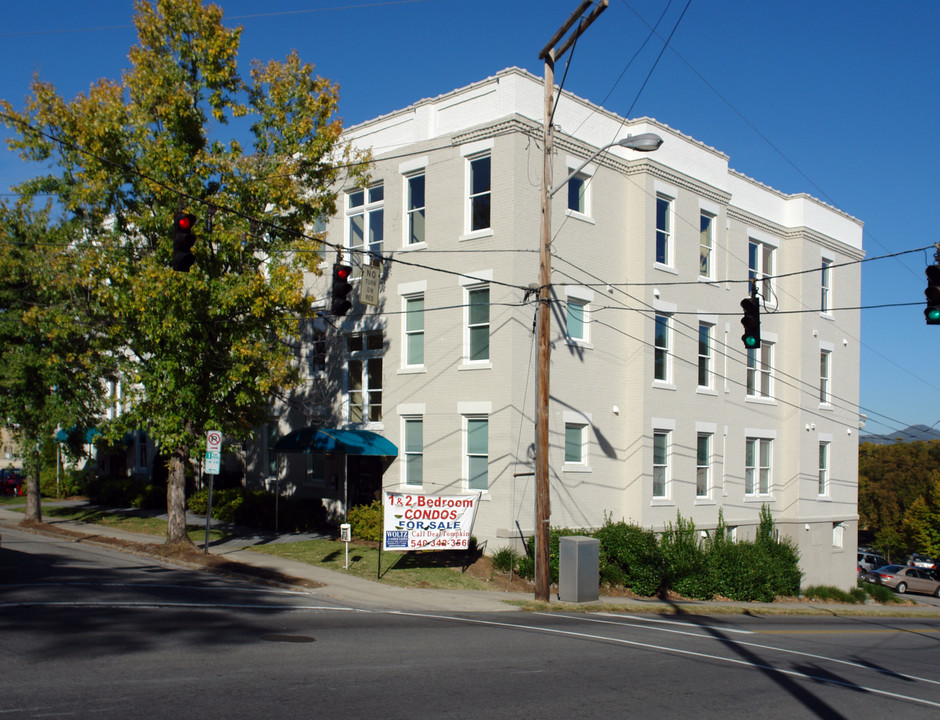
xmin=2 ymin=0 xmax=938 ymax=436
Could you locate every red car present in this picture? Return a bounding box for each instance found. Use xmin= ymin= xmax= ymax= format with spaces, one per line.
xmin=0 ymin=468 xmax=23 ymax=496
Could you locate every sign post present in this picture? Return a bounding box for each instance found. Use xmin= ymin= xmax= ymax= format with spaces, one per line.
xmin=203 ymin=431 xmax=222 ymax=554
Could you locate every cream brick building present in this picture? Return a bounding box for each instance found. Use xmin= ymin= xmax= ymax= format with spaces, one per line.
xmin=274 ymin=68 xmax=863 ymax=589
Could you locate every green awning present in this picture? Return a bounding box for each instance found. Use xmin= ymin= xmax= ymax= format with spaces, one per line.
xmin=273 ymin=428 xmax=398 ymax=457
xmin=54 ymin=427 xmax=101 ymax=444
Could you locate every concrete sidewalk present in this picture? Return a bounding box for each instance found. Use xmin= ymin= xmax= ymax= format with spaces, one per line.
xmin=4 ymin=502 xmax=940 ymax=617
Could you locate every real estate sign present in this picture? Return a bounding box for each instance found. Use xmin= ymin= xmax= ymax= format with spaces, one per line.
xmin=382 ymin=491 xmax=479 ymax=551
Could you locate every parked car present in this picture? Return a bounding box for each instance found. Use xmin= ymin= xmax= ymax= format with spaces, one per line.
xmin=866 ymin=565 xmax=940 ymax=597
xmin=0 ymin=468 xmax=23 ymax=496
xmin=857 ymin=551 xmax=887 ymax=574
xmin=906 ymin=553 xmax=937 ymax=571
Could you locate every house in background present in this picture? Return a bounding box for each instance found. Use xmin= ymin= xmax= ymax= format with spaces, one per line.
xmin=262 ymin=67 xmax=863 ymax=589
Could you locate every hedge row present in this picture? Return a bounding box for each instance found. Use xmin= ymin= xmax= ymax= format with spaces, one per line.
xmin=516 ymin=506 xmax=802 ymax=602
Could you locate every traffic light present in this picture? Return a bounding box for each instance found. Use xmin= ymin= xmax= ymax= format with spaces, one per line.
xmin=172 ymin=212 xmax=197 ymax=272
xmin=925 ymin=265 xmax=940 ymax=325
xmin=331 ymin=264 xmax=353 ymax=316
xmin=740 ymin=296 xmax=761 ymax=349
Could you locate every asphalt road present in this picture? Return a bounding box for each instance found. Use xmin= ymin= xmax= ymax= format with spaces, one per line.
xmin=3 ymin=526 xmax=940 ymax=719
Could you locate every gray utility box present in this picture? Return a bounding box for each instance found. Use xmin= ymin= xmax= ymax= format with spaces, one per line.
xmin=558 ymin=535 xmax=599 ymax=603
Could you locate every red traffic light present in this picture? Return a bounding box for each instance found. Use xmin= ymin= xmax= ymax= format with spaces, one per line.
xmin=177 ymin=215 xmax=192 ymax=231
xmin=335 ymin=266 xmax=350 ymax=281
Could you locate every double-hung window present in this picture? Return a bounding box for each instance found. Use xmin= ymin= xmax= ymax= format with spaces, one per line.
xmin=347 ymin=185 xmax=384 ymax=278
xmin=655 ymin=195 xmax=673 ymax=266
xmin=347 ymin=331 xmax=383 ymax=423
xmin=653 ymin=430 xmax=670 ymax=498
xmin=565 ymin=423 xmax=587 ymax=465
xmin=696 ymin=433 xmax=711 ymax=498
xmin=819 ymin=349 xmax=831 ymax=405
xmin=700 ymin=212 xmax=715 ymax=279
xmin=820 ymin=259 xmax=832 ymax=313
xmin=403 ymin=295 xmax=424 ymax=367
xmin=466 ymin=417 xmax=489 ymax=491
xmin=403 ymin=417 xmax=423 ymax=487
xmin=406 ymin=173 xmax=426 ymax=245
xmin=748 ymin=238 xmax=775 ymax=303
xmin=818 ymin=441 xmax=830 ymax=496
xmin=654 ymin=313 xmax=672 ymax=382
xmin=467 ymin=286 xmax=490 ymax=362
xmin=468 ymin=154 xmax=491 ymax=232
xmin=745 ymin=437 xmax=772 ymax=496
xmin=746 ymin=342 xmax=773 ymax=399
xmin=697 ymin=322 xmax=713 ymax=389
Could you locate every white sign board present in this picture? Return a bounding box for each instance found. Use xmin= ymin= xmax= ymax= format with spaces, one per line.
xmin=359 ymin=263 xmax=381 ymax=306
xmin=206 ymin=430 xmax=222 ymax=453
xmin=382 ymin=491 xmax=480 ymax=551
xmin=205 ymin=450 xmax=221 ymax=475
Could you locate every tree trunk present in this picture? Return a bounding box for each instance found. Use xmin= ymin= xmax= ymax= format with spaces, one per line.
xmin=166 ymin=450 xmax=192 ymax=547
xmin=23 ymin=464 xmax=41 ymax=524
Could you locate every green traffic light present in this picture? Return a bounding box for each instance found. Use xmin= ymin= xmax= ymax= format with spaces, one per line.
xmin=744 ymin=335 xmax=759 ymax=348
xmin=927 ymin=306 xmax=940 ymax=324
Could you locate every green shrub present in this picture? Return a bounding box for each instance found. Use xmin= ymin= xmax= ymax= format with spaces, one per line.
xmin=491 ymin=546 xmax=520 ymax=573
xmin=348 ymin=499 xmax=383 ymax=542
xmin=802 ymin=585 xmax=866 ymax=604
xmin=594 ymin=518 xmax=663 ymax=596
xmin=858 ymin=581 xmax=903 ymax=604
xmin=661 ymin=513 xmax=711 ymax=599
xmin=187 ymin=487 xmax=328 ymax=533
xmin=86 ymin=476 xmax=164 ymax=509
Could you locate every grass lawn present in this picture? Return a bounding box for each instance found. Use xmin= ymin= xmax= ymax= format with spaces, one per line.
xmin=19 ymin=504 xmax=224 ymax=545
xmin=247 ymin=539 xmax=494 ymax=591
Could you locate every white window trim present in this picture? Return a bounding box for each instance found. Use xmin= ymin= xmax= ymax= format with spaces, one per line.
xmin=820 ymin=252 xmax=834 ymax=317
xmin=400 ymin=159 xmax=428 ymax=250
xmin=745 ymin=333 xmax=776 ymax=403
xmin=743 ymin=428 xmax=776 ymax=499
xmin=564 ymin=154 xmax=595 ymax=222
xmin=654 ymin=192 xmax=676 ymax=271
xmin=401 ymin=415 xmax=424 ymax=488
xmin=698 ymin=201 xmax=719 ymax=282
xmin=564 ymin=286 xmax=594 ymax=348
xmin=746 ymin=228 xmax=779 ymax=309
xmin=563 ymin=410 xmax=592 ymax=472
xmin=462 ymin=413 xmax=490 ymax=493
xmin=398 ymin=280 xmax=427 ymax=373
xmin=653 ymin=300 xmax=677 ymax=389
xmin=697 ymin=317 xmax=717 ymax=392
xmin=651 ymin=418 xmax=676 ymax=504
xmin=460 ymin=271 xmax=493 ymax=369
xmin=460 ymin=140 xmax=494 ymax=241
xmin=819 ymin=345 xmax=833 ymax=407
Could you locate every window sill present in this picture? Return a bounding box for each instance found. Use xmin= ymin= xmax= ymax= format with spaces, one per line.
xmin=697 ymin=276 xmax=719 ymax=286
xmin=651 ymin=498 xmax=675 ymax=507
xmin=400 ymin=241 xmax=427 ymax=252
xmin=744 ymin=495 xmax=773 ymax=503
xmin=563 ymin=464 xmax=592 ymax=473
xmin=653 ymin=262 xmax=678 ymax=275
xmin=819 ymin=311 xmax=834 ymax=321
xmin=564 ymin=209 xmax=595 ymax=225
xmin=818 ymin=403 xmax=833 ymax=412
xmin=694 ymin=498 xmax=716 ymax=506
xmin=459 ymin=229 xmax=493 ymax=242
xmin=398 ymin=366 xmax=426 ymax=375
xmin=745 ymin=396 xmax=776 ymax=405
xmin=459 ymin=362 xmax=492 ymax=371
xmin=817 ymin=495 xmax=832 ymax=502
xmin=696 ymin=387 xmax=718 ymax=396
xmin=652 ymin=380 xmax=677 ymax=391
xmin=565 ymin=339 xmax=594 ymax=350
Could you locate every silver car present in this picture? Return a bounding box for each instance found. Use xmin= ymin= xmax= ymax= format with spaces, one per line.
xmin=866 ymin=565 xmax=940 ymax=596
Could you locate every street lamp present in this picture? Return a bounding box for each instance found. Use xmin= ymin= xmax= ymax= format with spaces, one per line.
xmin=549 ymin=134 xmax=665 ymax=198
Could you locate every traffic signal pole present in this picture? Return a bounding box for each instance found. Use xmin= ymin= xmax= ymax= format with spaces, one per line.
xmin=534 ymin=0 xmax=608 ymax=604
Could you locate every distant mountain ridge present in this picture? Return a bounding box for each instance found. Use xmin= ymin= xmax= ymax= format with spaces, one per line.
xmin=859 ymin=424 xmax=940 ymax=445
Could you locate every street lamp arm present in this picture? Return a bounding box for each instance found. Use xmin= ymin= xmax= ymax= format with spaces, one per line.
xmin=548 ymin=133 xmax=664 ymax=197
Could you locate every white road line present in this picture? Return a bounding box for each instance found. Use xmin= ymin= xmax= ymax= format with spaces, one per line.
xmin=548 ymin=611 xmax=940 ymax=688
xmin=389 ymin=611 xmax=940 ymax=711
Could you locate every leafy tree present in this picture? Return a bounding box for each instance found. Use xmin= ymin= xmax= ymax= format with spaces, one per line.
xmin=901 ymin=475 xmax=940 ymax=558
xmin=0 ymin=202 xmax=109 ymax=521
xmin=1 ymin=0 xmax=366 ymax=545
xmin=858 ymin=440 xmax=940 ymax=558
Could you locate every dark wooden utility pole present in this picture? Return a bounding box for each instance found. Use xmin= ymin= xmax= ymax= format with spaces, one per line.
xmin=534 ymin=0 xmax=608 ymax=603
